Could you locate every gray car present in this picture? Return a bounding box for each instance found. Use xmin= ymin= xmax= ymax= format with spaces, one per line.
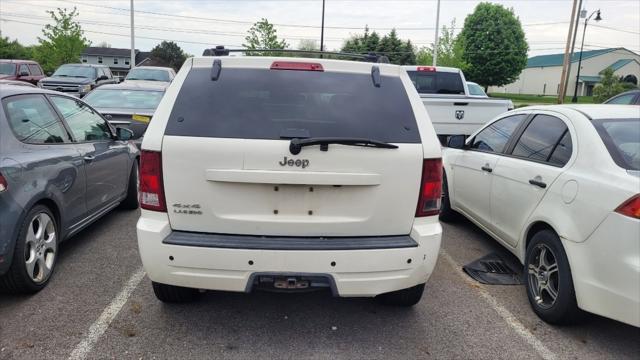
xmin=0 ymin=85 xmax=139 ymax=293
xmin=83 ymin=82 xmax=166 ymax=147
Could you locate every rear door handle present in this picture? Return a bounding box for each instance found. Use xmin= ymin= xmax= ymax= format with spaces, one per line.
xmin=481 ymin=165 xmax=493 ymax=173
xmin=83 ymin=155 xmax=95 ymax=162
xmin=529 ymin=179 xmax=547 ymax=188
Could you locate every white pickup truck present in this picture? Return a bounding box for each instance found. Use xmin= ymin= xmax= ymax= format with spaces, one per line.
xmin=403 ymin=66 xmax=513 ymax=143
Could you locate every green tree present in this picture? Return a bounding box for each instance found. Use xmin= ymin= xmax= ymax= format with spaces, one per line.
xmin=150 ymin=41 xmax=188 ymax=71
xmin=243 ymin=18 xmax=288 ymax=55
xmin=416 ymin=19 xmax=467 ymax=70
xmin=341 ymin=27 xmax=415 ymax=65
xmin=0 ymin=37 xmax=35 ymax=59
xmin=593 ymin=68 xmax=626 ymax=103
xmin=459 ymin=3 xmax=528 ymax=90
xmin=34 ymin=7 xmax=90 ymax=73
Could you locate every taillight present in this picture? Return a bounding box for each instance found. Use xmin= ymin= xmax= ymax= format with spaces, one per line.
xmin=615 ymin=194 xmax=640 ymax=219
xmin=139 ymin=150 xmax=166 ymax=212
xmin=0 ymin=172 xmax=7 ymax=193
xmin=417 ymin=66 xmax=436 ymax=72
xmin=271 ymin=61 xmax=324 ymax=71
xmin=416 ymin=158 xmax=442 ymax=217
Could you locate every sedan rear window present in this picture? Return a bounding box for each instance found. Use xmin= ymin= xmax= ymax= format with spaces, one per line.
xmin=126 ymin=68 xmax=171 ymax=82
xmin=84 ymin=89 xmax=164 ymax=110
xmin=592 ymin=118 xmax=640 ymax=171
xmin=165 ymin=68 xmax=420 ymax=143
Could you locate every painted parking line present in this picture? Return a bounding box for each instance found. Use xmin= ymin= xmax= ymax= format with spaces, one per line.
xmin=68 ymin=267 xmax=146 ymax=360
xmin=439 ymin=249 xmax=558 ymax=360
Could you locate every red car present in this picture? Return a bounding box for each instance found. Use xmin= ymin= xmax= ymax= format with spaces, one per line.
xmin=0 ymin=60 xmax=46 ymax=85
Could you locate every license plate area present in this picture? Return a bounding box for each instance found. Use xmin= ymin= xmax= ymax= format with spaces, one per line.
xmin=271 ymin=184 xmax=333 ymax=216
xmin=248 ymin=273 xmax=336 ymax=294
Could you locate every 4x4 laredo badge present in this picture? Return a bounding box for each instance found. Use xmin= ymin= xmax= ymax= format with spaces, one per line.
xmin=172 ymin=203 xmax=203 ymax=215
xmin=279 ymin=156 xmax=309 ymax=169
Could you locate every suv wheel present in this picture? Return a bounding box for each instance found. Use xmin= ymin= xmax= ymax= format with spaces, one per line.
xmin=152 ymin=281 xmax=198 ymax=303
xmin=0 ymin=205 xmax=58 ymax=294
xmin=525 ymin=230 xmax=583 ymax=324
xmin=376 ymin=283 xmax=425 ymax=307
xmin=439 ymin=171 xmax=458 ymax=222
xmin=119 ymin=161 xmax=139 ymax=210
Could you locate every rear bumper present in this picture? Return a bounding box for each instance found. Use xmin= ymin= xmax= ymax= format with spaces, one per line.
xmin=563 ymin=213 xmax=640 ymax=327
xmin=137 ymin=211 xmax=442 ymax=297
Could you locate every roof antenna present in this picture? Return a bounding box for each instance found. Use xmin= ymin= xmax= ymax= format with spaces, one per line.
xmin=210 ymin=59 xmax=222 ymax=81
xmin=371 ymin=65 xmax=381 ymax=87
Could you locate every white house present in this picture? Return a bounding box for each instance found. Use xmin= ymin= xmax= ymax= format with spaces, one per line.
xmin=490 ymin=47 xmax=639 ymax=96
xmin=80 ymin=47 xmax=152 ymax=78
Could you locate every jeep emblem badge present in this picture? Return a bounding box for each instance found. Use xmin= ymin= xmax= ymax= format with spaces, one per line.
xmin=279 ymin=156 xmax=309 ymax=169
xmin=455 ymin=110 xmax=465 ymax=120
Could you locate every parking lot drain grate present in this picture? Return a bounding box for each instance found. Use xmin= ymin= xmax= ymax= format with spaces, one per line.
xmin=463 ymin=253 xmax=524 ymax=285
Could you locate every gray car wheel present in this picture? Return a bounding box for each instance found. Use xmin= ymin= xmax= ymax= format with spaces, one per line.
xmin=0 ymin=205 xmax=58 ymax=293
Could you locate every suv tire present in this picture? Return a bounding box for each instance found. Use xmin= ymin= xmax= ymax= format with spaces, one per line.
xmin=119 ymin=161 xmax=139 ymax=210
xmin=152 ymin=281 xmax=198 ymax=303
xmin=376 ymin=283 xmax=425 ymax=307
xmin=439 ymin=171 xmax=459 ymax=222
xmin=0 ymin=205 xmax=58 ymax=294
xmin=525 ymin=230 xmax=583 ymax=325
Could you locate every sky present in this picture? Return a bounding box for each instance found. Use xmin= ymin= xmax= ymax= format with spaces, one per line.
xmin=1 ymin=0 xmax=639 ymax=59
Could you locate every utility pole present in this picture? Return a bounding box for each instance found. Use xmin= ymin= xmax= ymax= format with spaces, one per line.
xmin=130 ymin=0 xmax=135 ymax=70
xmin=563 ymin=0 xmax=583 ymax=103
xmin=432 ymin=0 xmax=441 ymax=66
xmin=320 ymin=0 xmax=325 ymax=52
xmin=558 ymin=0 xmax=579 ymax=104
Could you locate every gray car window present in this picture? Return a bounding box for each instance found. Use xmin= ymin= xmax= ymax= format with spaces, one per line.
xmin=3 ymin=95 xmax=69 ymax=144
xmin=470 ymin=114 xmax=526 ymax=153
xmin=50 ymin=96 xmax=113 ymax=142
xmin=606 ymin=93 xmax=636 ymax=105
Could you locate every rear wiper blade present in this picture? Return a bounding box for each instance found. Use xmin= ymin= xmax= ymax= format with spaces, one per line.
xmin=289 ymin=137 xmax=398 ymax=155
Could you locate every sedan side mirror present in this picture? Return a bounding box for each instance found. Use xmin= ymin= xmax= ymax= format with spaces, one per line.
xmin=19 ymin=71 xmax=29 ymax=77
xmin=447 ymin=135 xmax=467 ymax=149
xmin=97 ymin=75 xmax=109 ymax=81
xmin=116 ymin=127 xmax=134 ymax=141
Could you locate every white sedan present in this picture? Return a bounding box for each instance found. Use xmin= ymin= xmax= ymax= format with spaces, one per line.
xmin=441 ymin=105 xmax=640 ymax=327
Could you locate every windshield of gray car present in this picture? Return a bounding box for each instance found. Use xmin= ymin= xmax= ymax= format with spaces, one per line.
xmin=52 ymin=65 xmax=96 ymax=78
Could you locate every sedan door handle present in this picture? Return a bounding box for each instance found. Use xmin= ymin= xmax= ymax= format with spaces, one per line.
xmin=481 ymin=165 xmax=493 ymax=173
xmin=83 ymin=155 xmax=95 ymax=162
xmin=529 ymin=179 xmax=547 ymax=188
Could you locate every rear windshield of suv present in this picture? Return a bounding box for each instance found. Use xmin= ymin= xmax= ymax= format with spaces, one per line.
xmin=406 ymin=70 xmax=465 ymax=95
xmin=165 ymin=67 xmax=420 ymax=143
xmin=592 ymin=118 xmax=640 ymax=171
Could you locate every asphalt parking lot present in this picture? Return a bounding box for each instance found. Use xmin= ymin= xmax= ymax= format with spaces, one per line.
xmin=0 ymin=209 xmax=638 ymax=360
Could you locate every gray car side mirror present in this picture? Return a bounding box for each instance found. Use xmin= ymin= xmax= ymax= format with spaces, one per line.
xmin=116 ymin=127 xmax=134 ymax=141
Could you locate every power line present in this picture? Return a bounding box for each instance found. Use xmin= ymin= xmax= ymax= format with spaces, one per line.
xmin=0 ymin=18 xmax=244 ymax=47
xmin=2 ymin=17 xmax=585 ymax=55
xmin=57 ymin=0 xmax=573 ymax=31
xmin=591 ymin=23 xmax=640 ymax=35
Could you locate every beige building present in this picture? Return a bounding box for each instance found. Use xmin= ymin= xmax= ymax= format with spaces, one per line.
xmin=490 ymin=47 xmax=639 ymax=96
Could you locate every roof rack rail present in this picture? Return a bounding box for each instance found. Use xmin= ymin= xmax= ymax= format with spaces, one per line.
xmin=201 ymin=46 xmax=390 ymax=63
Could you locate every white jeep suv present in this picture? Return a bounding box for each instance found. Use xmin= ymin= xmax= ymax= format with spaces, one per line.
xmin=136 ymin=52 xmax=443 ymax=306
